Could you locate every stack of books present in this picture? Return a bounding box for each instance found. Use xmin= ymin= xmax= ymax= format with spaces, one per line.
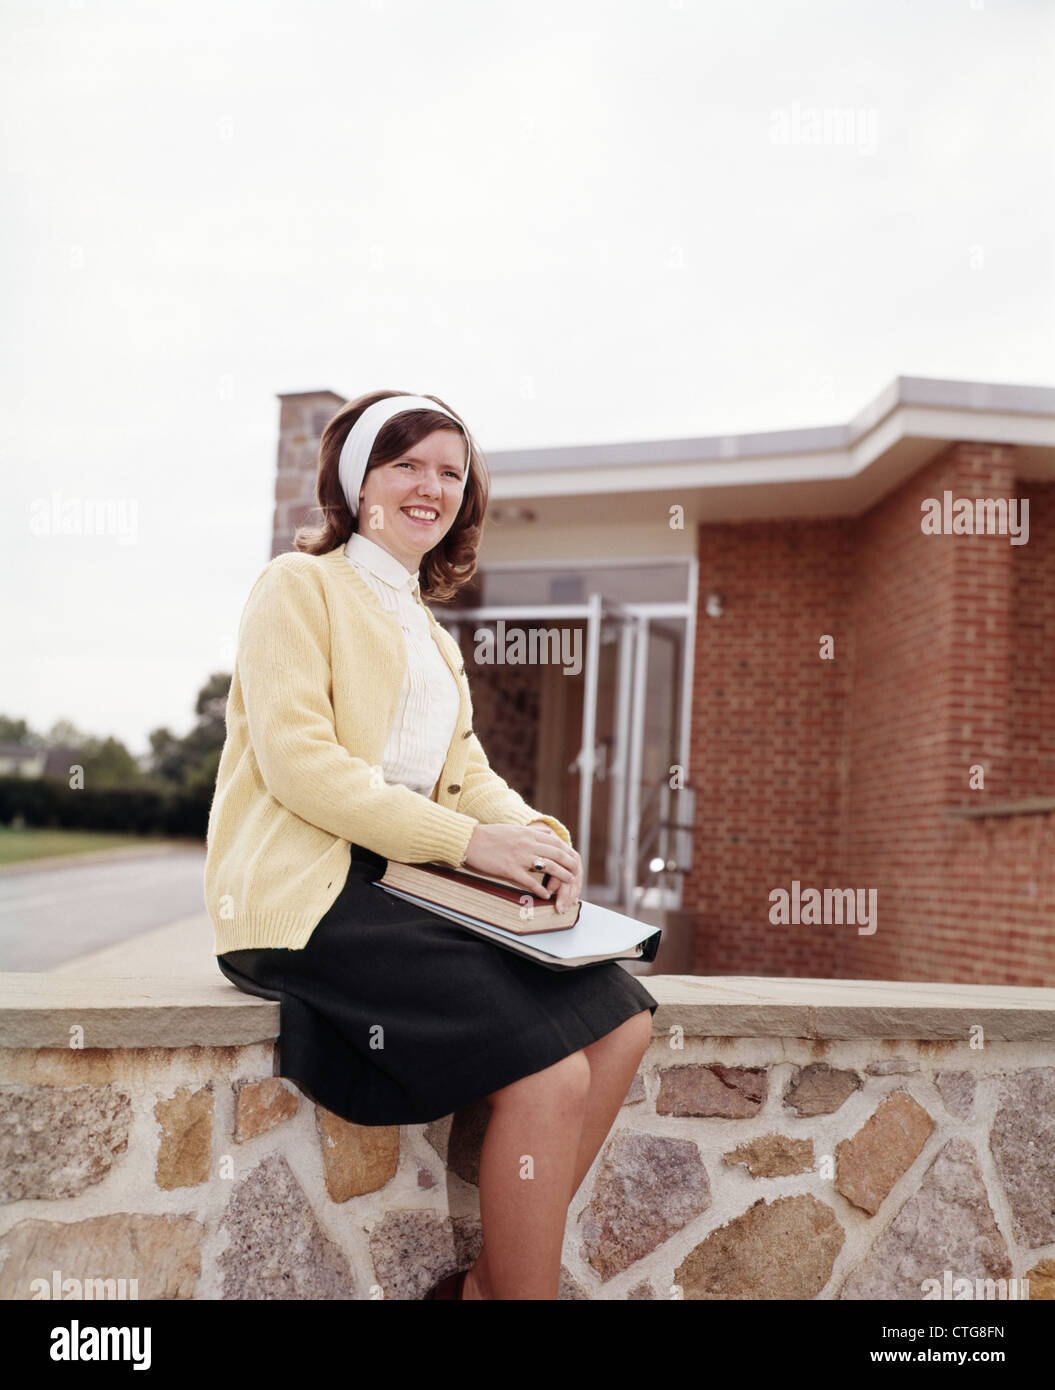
xmin=375 ymin=860 xmax=661 ymax=971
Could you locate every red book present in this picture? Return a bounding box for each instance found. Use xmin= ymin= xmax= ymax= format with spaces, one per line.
xmin=376 ymin=859 xmax=581 ymax=934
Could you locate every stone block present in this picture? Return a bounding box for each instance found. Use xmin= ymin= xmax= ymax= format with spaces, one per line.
xmin=368 ymin=1209 xmax=481 ymax=1301
xmin=724 ymin=1134 xmax=814 ymax=1177
xmin=935 ymin=1070 xmax=975 ymax=1119
xmin=217 ymin=1154 xmax=355 ymax=1299
xmin=656 ymin=1063 xmax=766 ymax=1117
xmin=990 ymin=1068 xmax=1055 ymax=1247
xmin=154 ymin=1085 xmax=213 ymax=1190
xmin=580 ymin=1130 xmax=711 ymax=1280
xmin=0 ymin=1213 xmax=202 ymax=1300
xmin=233 ymin=1077 xmax=298 ymax=1142
xmin=315 ymin=1106 xmax=399 ymax=1202
xmin=784 ymin=1062 xmax=861 ymax=1116
xmin=839 ymin=1138 xmax=1011 ymax=1299
xmin=674 ymin=1194 xmax=844 ymax=1299
xmin=836 ymin=1091 xmax=934 ymax=1215
xmin=1024 ymin=1258 xmax=1055 ymax=1300
xmin=0 ymin=1085 xmax=132 ymax=1202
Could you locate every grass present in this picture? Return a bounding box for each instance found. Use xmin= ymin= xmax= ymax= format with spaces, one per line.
xmin=0 ymin=826 xmax=200 ymax=866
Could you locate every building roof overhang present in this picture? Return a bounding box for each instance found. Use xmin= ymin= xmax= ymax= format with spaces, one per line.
xmin=481 ymin=376 xmax=1055 ymax=526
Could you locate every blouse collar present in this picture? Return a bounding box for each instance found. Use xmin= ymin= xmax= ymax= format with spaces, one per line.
xmin=344 ymin=531 xmax=421 ymax=597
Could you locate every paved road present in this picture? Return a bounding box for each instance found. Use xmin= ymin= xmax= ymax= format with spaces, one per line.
xmin=0 ymin=846 xmax=209 ymax=972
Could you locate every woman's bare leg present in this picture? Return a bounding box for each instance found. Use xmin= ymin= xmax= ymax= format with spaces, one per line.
xmin=463 ymin=1008 xmax=653 ymax=1300
xmin=460 ymin=1049 xmax=590 ymax=1300
xmin=569 ymin=1007 xmax=653 ymax=1201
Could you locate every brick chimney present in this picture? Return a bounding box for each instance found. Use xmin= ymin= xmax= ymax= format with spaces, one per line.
xmin=271 ymin=390 xmax=346 ymax=558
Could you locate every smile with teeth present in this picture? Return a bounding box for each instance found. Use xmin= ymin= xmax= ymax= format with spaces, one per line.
xmin=403 ymin=507 xmax=439 ymax=523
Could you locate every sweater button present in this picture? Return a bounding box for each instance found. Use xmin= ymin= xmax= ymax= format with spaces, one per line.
xmin=447 ymin=783 xmax=461 ymax=793
xmin=462 ymin=728 xmax=472 ymax=739
xmin=459 ymin=665 xmax=465 ymax=676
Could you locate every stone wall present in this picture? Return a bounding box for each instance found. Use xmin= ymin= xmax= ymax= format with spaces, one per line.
xmin=1 ymin=976 xmax=1053 ymax=1300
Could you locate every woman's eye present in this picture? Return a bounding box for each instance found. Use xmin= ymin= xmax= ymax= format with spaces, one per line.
xmin=397 ymin=461 xmax=461 ymax=480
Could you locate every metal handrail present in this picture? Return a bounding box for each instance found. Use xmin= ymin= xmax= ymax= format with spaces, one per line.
xmin=622 ymin=772 xmax=697 ymax=911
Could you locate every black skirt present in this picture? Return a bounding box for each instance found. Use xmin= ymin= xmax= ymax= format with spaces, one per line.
xmin=217 ymin=843 xmax=659 ymax=1126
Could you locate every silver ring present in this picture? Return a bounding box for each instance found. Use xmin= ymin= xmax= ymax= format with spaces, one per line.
xmin=533 ymin=858 xmax=545 ymax=873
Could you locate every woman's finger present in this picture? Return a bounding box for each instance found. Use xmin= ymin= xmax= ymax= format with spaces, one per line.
xmin=525 ymin=827 xmax=582 ymax=905
xmin=555 ymin=867 xmax=583 ymax=911
xmin=532 ymin=835 xmax=577 ymax=871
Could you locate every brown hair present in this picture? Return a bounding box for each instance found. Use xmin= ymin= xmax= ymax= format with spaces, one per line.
xmin=293 ymin=389 xmax=490 ymax=602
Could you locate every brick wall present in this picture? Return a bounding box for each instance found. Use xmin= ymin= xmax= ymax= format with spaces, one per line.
xmin=686 ymin=515 xmax=854 ymax=978
xmin=685 ymin=443 xmax=1055 ymax=987
xmin=1010 ymin=477 xmax=1055 ymax=797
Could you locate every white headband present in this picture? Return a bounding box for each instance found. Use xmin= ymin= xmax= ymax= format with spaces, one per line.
xmin=337 ymin=394 xmax=471 ymax=519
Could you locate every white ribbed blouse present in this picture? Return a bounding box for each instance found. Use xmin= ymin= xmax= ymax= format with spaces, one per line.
xmin=343 ymin=531 xmax=461 ymax=799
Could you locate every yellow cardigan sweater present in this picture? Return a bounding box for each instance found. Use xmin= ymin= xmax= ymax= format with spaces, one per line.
xmin=204 ymin=542 xmax=573 ymax=954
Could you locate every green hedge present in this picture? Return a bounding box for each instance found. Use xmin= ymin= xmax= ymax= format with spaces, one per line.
xmin=0 ymin=776 xmax=211 ymax=838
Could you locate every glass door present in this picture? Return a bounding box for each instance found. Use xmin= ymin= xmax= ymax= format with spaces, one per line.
xmin=437 ymin=596 xmax=690 ymax=910
xmin=574 ymin=595 xmax=637 ymax=904
xmin=619 ymin=616 xmax=691 ymax=915
xmin=439 ymin=597 xmax=631 ymax=901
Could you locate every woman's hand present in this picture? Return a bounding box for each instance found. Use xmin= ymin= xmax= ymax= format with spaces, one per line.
xmin=461 ymin=823 xmax=583 ymax=913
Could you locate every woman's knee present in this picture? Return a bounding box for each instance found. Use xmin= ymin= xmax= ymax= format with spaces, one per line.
xmin=631 ymin=1007 xmax=654 ymax=1056
xmin=592 ymin=1008 xmax=653 ymax=1064
xmin=484 ymin=1048 xmax=591 ymax=1109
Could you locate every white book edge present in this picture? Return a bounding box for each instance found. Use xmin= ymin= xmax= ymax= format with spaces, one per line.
xmin=376 ymin=883 xmax=659 ymax=961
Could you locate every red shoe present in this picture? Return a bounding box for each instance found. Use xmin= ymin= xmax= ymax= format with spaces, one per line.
xmin=423 ymin=1268 xmax=467 ymax=1300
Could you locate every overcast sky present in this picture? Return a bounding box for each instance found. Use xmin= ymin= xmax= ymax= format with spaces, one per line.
xmin=3 ymin=0 xmax=1053 ymax=758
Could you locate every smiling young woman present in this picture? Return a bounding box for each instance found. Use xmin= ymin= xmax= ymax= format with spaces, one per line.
xmin=295 ymin=388 xmax=490 ymax=601
xmin=208 ymin=389 xmax=657 ymax=1300
xmin=355 ymin=428 xmax=468 ymax=573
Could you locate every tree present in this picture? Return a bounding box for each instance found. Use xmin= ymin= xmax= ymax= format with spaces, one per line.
xmin=147 ymin=727 xmax=188 ymax=785
xmin=1 ymin=669 xmax=232 ymax=795
xmin=146 ymin=673 xmax=231 ymax=789
xmin=0 ymin=716 xmax=38 ymax=746
xmin=76 ymin=735 xmax=143 ymax=789
xmin=46 ymin=719 xmax=87 ymax=748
